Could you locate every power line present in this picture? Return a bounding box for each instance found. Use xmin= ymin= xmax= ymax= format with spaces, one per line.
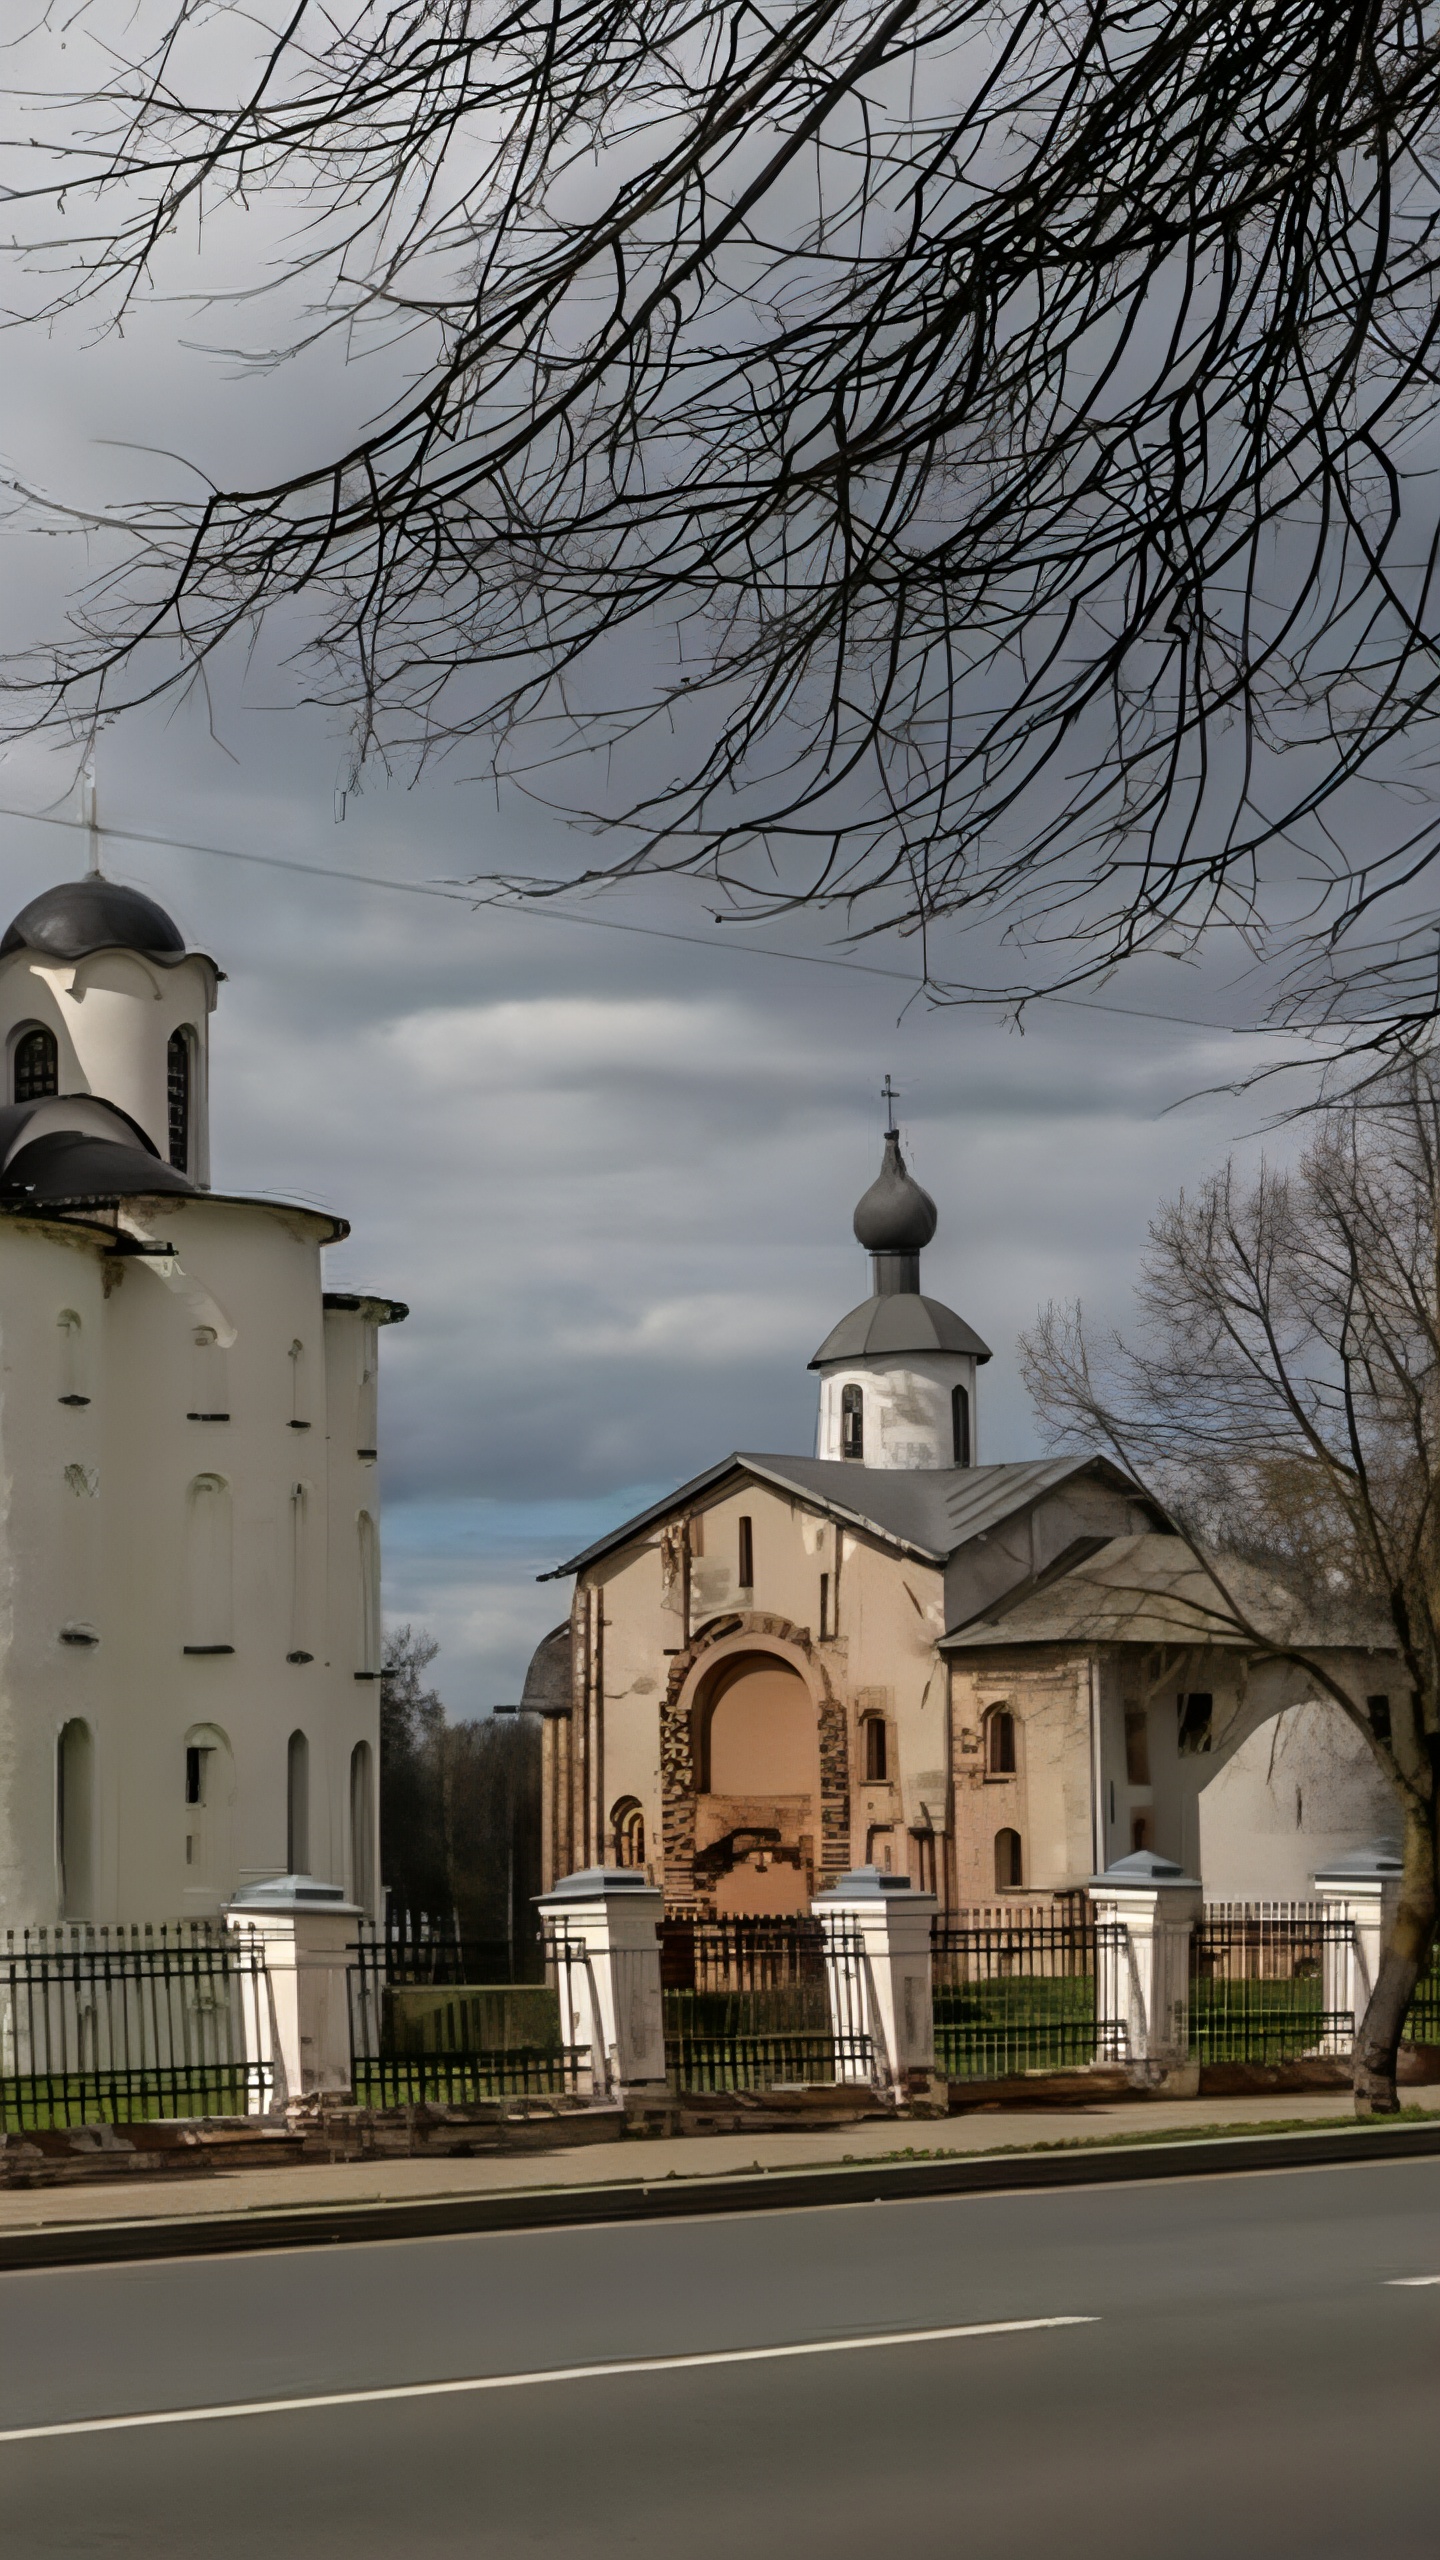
xmin=0 ymin=798 xmax=1309 ymax=1037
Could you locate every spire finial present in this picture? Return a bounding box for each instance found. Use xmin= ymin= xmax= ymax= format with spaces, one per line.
xmin=881 ymin=1072 xmax=900 ymax=1137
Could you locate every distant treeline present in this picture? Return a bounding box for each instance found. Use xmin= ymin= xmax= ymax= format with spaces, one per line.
xmin=380 ymin=1624 xmax=542 ymax=1961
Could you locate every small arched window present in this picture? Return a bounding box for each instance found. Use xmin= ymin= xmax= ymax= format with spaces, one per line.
xmin=985 ymin=1705 xmax=1016 ymax=1775
xmin=357 ymin=1322 xmax=379 ymax=1456
xmin=57 ymin=1719 xmax=94 ymax=1919
xmin=167 ymin=1028 xmax=193 ymax=1172
xmin=357 ymin=1512 xmax=381 ymax=1675
xmin=184 ymin=1473 xmax=233 ymax=1652
xmin=611 ymin=1796 xmax=646 ymax=1869
xmin=288 ymin=1481 xmax=313 ymax=1662
xmin=14 ymin=1023 xmax=57 ymax=1103
xmin=57 ymin=1309 xmax=88 ymax=1407
xmin=952 ymin=1383 xmax=971 ymax=1467
xmin=840 ymin=1382 xmax=864 ymax=1460
xmin=350 ymin=1740 xmax=375 ymax=1913
xmin=994 ymin=1826 xmax=1024 ymax=1892
xmin=287 ymin=1729 xmax=310 ymax=1874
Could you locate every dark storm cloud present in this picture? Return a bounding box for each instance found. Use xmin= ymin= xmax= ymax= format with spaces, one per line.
xmin=1 ymin=147 xmax=1316 ymax=1718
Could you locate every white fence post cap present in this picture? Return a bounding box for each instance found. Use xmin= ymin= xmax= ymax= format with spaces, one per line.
xmin=1089 ymin=1850 xmax=1200 ymax=1891
xmin=535 ymin=1868 xmax=662 ymax=1905
xmin=226 ymin=1873 xmax=360 ymax=1914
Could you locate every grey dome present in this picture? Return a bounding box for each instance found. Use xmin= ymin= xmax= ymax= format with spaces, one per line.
xmin=810 ymin=1292 xmax=992 ymax=1369
xmin=853 ymin=1131 xmax=938 ymax=1253
xmin=1 ymin=879 xmax=187 ymax=965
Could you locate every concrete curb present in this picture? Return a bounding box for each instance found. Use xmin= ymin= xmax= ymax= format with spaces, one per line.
xmin=3 ymin=2116 xmax=1440 ymax=2269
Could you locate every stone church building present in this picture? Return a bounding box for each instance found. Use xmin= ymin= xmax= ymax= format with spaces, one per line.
xmin=534 ymin=1121 xmax=1396 ymax=1912
xmin=0 ymin=874 xmax=404 ymax=1933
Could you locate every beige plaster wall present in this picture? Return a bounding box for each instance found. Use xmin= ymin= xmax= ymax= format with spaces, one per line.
xmin=948 ymin=1649 xmax=1095 ymax=1900
xmin=554 ymin=1475 xmax=950 ymax=1904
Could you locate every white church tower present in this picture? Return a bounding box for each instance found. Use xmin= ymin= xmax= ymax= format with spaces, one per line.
xmin=810 ymin=1114 xmax=990 ymax=1469
xmin=0 ymin=877 xmax=405 ymax=1932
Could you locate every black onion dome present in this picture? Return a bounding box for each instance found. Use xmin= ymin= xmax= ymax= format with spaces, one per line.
xmin=852 ymin=1130 xmax=938 ymax=1253
xmin=0 ymin=879 xmax=186 ymax=964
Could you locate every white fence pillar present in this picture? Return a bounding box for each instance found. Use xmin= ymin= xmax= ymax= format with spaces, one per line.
xmin=225 ymin=1874 xmax=359 ymax=2108
xmin=814 ymin=1868 xmax=938 ymax=2097
xmin=1314 ymin=1849 xmax=1403 ymax=2051
xmin=535 ymin=1868 xmax=667 ymax=2098
xmin=1089 ymin=1851 xmax=1203 ymax=2077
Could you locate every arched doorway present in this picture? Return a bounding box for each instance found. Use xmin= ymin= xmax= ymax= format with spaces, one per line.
xmin=693 ymin=1652 xmax=821 ymax=1914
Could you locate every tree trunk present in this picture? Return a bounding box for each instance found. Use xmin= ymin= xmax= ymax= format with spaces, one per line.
xmin=1352 ymin=1804 xmax=1438 ymax=2114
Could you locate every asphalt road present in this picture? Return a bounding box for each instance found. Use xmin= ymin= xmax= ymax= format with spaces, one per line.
xmin=3 ymin=2156 xmax=1439 ymax=2558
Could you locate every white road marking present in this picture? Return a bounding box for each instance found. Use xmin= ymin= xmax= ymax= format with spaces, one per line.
xmin=1387 ymin=2275 xmax=1440 ymax=2286
xmin=0 ymin=2315 xmax=1098 ymax=2446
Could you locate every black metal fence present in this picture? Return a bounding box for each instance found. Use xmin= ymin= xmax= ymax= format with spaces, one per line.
xmin=348 ymin=1930 xmax=585 ymax=2104
xmin=379 ymin=1909 xmax=548 ymax=1986
xmin=1188 ymin=1903 xmax=1355 ymax=2064
xmin=660 ymin=1916 xmax=874 ymax=2091
xmin=931 ymin=1905 xmax=1120 ymax=2080
xmin=0 ymin=1924 xmax=272 ymax=2130
xmin=1406 ymin=1946 xmax=1440 ymax=2047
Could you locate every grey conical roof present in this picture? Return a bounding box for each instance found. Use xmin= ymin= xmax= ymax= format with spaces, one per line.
xmin=853 ymin=1130 xmax=938 ymax=1252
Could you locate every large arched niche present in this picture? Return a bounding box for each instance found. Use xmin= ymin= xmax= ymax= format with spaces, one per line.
xmin=661 ymin=1617 xmax=849 ymax=1915
xmin=696 ymin=1652 xmax=819 ymax=1796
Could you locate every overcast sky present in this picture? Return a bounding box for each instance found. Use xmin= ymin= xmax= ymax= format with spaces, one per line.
xmin=0 ymin=54 xmax=1327 ymax=1719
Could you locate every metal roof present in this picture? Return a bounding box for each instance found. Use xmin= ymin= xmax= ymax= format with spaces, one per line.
xmin=808 ymin=1292 xmax=993 ymax=1368
xmin=541 ymin=1452 xmax=1142 ymax=1580
xmin=1 ymin=879 xmax=190 ymax=964
xmin=939 ymin=1532 xmax=1388 ymax=1652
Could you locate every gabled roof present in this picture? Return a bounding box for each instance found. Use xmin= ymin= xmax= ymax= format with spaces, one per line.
xmin=541 ymin=1452 xmax=1150 ymax=1580
xmin=940 ymin=1532 xmax=1390 ymax=1653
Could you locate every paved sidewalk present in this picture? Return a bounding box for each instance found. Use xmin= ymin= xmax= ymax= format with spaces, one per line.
xmin=3 ymin=2085 xmax=1438 ymax=2242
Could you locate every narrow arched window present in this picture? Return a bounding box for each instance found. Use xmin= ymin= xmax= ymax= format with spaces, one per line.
xmin=167 ymin=1028 xmax=193 ymax=1172
xmin=287 ymin=1481 xmax=313 ymax=1662
xmin=864 ymin=1716 xmax=889 ymax=1782
xmin=350 ymin=1740 xmax=375 ymax=1913
xmin=841 ymin=1382 xmax=864 ymax=1459
xmin=287 ymin=1729 xmax=310 ymax=1874
xmin=952 ymin=1383 xmax=971 ymax=1467
xmin=357 ymin=1512 xmax=381 ymax=1674
xmin=57 ymin=1309 xmax=87 ymax=1407
xmin=984 ymin=1705 xmax=1016 ymax=1775
xmin=183 ymin=1474 xmax=233 ymax=1652
xmin=357 ymin=1322 xmax=379 ymax=1456
xmin=611 ymin=1797 xmax=646 ymax=1869
xmin=994 ymin=1827 xmax=1023 ymax=1892
xmin=14 ymin=1023 xmax=57 ymax=1103
xmin=57 ymin=1719 xmax=94 ymax=1919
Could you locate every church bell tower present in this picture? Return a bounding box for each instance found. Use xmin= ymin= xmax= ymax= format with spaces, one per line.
xmin=810 ymin=1108 xmax=991 ymax=1470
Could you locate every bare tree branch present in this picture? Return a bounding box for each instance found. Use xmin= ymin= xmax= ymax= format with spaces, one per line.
xmin=12 ymin=0 xmax=1440 ymax=1038
xmin=1021 ymin=1054 xmax=1440 ymax=2106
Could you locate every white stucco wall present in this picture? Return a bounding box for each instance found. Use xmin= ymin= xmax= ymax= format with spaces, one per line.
xmin=815 ymin=1350 xmax=980 ymax=1469
xmin=0 ymin=1196 xmax=398 ymax=1930
xmin=0 ymin=945 xmax=217 ymax=1181
xmin=1197 ymin=1701 xmax=1400 ymax=1897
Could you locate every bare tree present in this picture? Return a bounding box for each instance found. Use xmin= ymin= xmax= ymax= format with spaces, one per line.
xmin=1022 ymin=1057 xmax=1440 ymax=2111
xmin=12 ymin=0 xmax=1440 ymax=1041
xmin=379 ymin=1622 xmax=449 ymax=1921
